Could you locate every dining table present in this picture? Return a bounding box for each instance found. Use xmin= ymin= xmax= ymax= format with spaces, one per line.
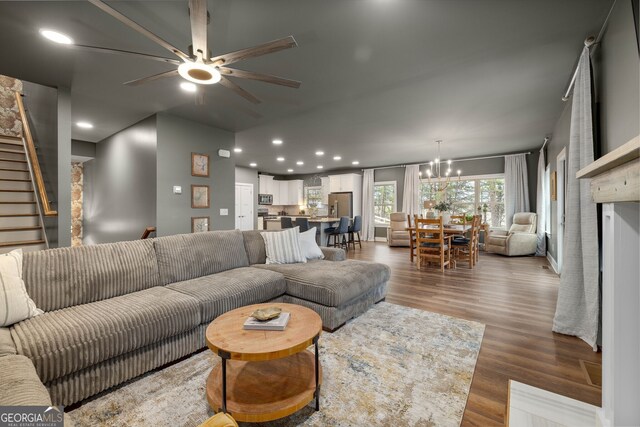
xmin=405 ymin=223 xmax=471 ymax=263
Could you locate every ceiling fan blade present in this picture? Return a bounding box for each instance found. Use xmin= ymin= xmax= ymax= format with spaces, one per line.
xmin=72 ymin=44 xmax=181 ymax=65
xmin=88 ymin=0 xmax=190 ymax=61
xmin=188 ymin=0 xmax=209 ymax=60
xmin=218 ymin=76 xmax=261 ymax=104
xmin=207 ymin=36 xmax=297 ymax=67
xmin=124 ymin=69 xmax=179 ymax=86
xmin=219 ymin=68 xmax=301 ymax=88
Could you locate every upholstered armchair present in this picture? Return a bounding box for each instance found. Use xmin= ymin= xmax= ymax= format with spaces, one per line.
xmin=387 ymin=212 xmax=411 ymax=247
xmin=486 ymin=212 xmax=538 ymax=256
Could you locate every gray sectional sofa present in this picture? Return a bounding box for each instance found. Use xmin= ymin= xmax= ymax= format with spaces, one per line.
xmin=0 ymin=229 xmax=390 ymax=412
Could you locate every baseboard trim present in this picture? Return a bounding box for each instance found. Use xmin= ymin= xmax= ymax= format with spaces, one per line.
xmin=546 ymin=253 xmax=559 ymax=274
xmin=508 ymin=380 xmax=598 ymax=427
xmin=374 ymin=237 xmax=387 ymax=242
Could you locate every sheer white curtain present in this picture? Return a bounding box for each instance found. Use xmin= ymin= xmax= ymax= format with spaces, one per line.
xmin=535 ymin=147 xmax=547 ymax=256
xmin=402 ymin=165 xmax=420 ymax=218
xmin=505 ymin=154 xmax=530 ymax=228
xmin=361 ymin=169 xmax=375 ymax=241
xmin=553 ymin=47 xmax=599 ymax=350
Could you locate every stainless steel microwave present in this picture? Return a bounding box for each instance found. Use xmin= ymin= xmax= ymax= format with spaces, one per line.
xmin=258 ymin=194 xmax=273 ymax=205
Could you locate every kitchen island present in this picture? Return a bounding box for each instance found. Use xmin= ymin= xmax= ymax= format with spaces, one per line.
xmin=264 ymin=217 xmax=343 ymax=246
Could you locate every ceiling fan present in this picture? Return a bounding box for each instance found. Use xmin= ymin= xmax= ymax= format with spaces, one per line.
xmin=77 ymin=0 xmax=301 ymax=104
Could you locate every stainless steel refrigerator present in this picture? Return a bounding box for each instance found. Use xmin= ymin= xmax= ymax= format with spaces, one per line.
xmin=328 ymin=192 xmax=353 ymax=218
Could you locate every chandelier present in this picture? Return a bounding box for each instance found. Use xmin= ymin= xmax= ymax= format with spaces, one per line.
xmin=420 ymin=140 xmax=461 ymax=192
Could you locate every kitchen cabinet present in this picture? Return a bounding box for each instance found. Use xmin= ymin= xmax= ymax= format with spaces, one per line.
xmin=321 ymin=177 xmax=330 ymax=204
xmin=288 ymin=180 xmax=304 ymax=206
xmin=259 ymin=176 xmax=303 ymax=206
xmin=259 ymin=175 xmax=275 ymax=195
xmin=329 ymin=173 xmax=361 ymax=193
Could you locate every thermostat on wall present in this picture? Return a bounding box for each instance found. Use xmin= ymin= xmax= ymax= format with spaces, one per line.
xmin=218 ymin=149 xmax=231 ymax=158
xmin=173 ymin=186 xmax=182 ymax=194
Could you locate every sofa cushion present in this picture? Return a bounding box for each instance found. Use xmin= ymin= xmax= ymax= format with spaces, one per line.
xmin=10 ymin=287 xmax=200 ymax=383
xmin=0 ymin=355 xmax=51 ymax=406
xmin=254 ymin=260 xmax=391 ymax=307
xmin=23 ymin=239 xmax=160 ymax=312
xmin=166 ymin=267 xmax=286 ymax=322
xmin=0 ymin=327 xmax=16 ymax=356
xmin=242 ymin=230 xmax=267 ymax=265
xmin=154 ymin=230 xmax=249 ymax=285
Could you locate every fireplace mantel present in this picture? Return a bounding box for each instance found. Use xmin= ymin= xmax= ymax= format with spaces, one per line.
xmin=576 ymin=135 xmax=639 ymax=203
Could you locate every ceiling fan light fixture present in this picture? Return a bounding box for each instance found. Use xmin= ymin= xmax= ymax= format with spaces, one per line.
xmin=40 ymin=29 xmax=73 ymax=45
xmin=178 ymin=62 xmax=221 ymax=85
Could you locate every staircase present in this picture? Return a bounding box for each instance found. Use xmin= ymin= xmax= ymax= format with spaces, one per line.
xmin=0 ymin=135 xmax=46 ymax=253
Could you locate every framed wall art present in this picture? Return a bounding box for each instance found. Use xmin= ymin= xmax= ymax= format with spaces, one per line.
xmin=191 ymin=216 xmax=210 ymax=233
xmin=550 ymin=171 xmax=557 ymax=201
xmin=191 ymin=184 xmax=210 ymax=208
xmin=191 ymin=152 xmax=209 ymax=177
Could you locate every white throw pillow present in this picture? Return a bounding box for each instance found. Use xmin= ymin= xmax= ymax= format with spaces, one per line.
xmin=0 ymin=249 xmax=42 ymax=327
xmin=261 ymin=227 xmax=307 ymax=264
xmin=299 ymin=227 xmax=325 ymax=261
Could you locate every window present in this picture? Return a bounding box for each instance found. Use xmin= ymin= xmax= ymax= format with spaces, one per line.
xmin=544 ymin=165 xmax=551 ymax=233
xmin=374 ymin=181 xmax=397 ymax=226
xmin=305 ymin=186 xmax=323 ymax=208
xmin=420 ymin=174 xmax=506 ymax=228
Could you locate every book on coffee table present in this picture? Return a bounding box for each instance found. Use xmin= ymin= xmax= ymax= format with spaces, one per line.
xmin=243 ymin=312 xmax=290 ymax=331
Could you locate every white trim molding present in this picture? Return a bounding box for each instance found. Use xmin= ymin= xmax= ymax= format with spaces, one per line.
xmin=508 ymin=380 xmax=598 ymax=427
xmin=546 ymin=253 xmax=559 ymax=274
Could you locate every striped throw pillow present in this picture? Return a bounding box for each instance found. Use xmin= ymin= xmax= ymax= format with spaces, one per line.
xmin=261 ymin=227 xmax=307 ymax=265
xmin=0 ymin=249 xmax=42 ymax=327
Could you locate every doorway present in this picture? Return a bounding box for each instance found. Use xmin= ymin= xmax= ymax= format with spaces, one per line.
xmin=556 ymin=148 xmax=567 ymax=273
xmin=235 ymin=183 xmax=254 ymax=230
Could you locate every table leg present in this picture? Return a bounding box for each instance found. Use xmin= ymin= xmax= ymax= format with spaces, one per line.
xmin=313 ymin=334 xmax=320 ymax=411
xmin=218 ymin=350 xmax=231 ymax=414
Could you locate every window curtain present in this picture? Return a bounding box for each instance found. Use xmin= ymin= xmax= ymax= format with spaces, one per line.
xmin=535 ymin=147 xmax=547 ymax=256
xmin=402 ymin=165 xmax=420 ymax=218
xmin=361 ymin=169 xmax=375 ymax=241
xmin=553 ymin=47 xmax=599 ymax=350
xmin=504 ymin=154 xmax=530 ymax=228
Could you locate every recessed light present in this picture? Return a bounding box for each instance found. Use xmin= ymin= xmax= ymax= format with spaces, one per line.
xmin=233 ymin=148 xmax=242 ymax=153
xmin=287 ymin=169 xmax=294 ymax=173
xmin=249 ymin=162 xmax=257 ymax=167
xmin=272 ymin=139 xmax=283 ymax=145
xmin=180 ymin=82 xmax=197 ymax=92
xmin=40 ymin=29 xmax=73 ymax=45
xmin=296 ymin=161 xmax=304 ymax=166
xmin=352 ymin=161 xmax=360 ymax=165
xmin=277 ymin=157 xmax=285 ymax=162
xmin=333 ymin=156 xmax=342 ymax=161
xmin=178 ymin=62 xmax=221 ymax=85
xmin=315 ymin=151 xmax=324 ymax=156
xmin=76 ymin=121 xmax=93 ymax=129
xmin=317 ymin=165 xmax=323 ymax=169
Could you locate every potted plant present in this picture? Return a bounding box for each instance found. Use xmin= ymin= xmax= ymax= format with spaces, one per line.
xmin=433 ymin=201 xmax=452 ymax=225
xmin=481 ymin=203 xmax=488 ymax=224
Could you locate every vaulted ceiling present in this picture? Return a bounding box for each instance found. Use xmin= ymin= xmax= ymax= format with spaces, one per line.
xmin=0 ymin=0 xmax=612 ymax=174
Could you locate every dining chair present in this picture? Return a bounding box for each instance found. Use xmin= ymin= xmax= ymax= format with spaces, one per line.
xmin=407 ymin=214 xmax=422 ymax=263
xmin=280 ymin=217 xmax=294 ymax=229
xmin=295 ymin=217 xmax=310 ymax=232
xmin=452 ymin=215 xmax=480 ymax=268
xmin=326 ymin=216 xmax=350 ymax=250
xmin=348 ymin=215 xmax=362 ymax=249
xmin=414 ymin=216 xmax=452 ymax=272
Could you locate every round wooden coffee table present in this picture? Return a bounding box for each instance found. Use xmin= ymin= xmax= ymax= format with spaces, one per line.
xmin=205 ymin=303 xmax=323 ymax=423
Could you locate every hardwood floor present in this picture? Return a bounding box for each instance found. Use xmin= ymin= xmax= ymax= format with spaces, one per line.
xmin=346 ymin=242 xmax=601 ymax=426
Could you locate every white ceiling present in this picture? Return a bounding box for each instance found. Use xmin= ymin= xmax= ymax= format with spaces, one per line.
xmin=0 ymin=0 xmax=612 ymax=174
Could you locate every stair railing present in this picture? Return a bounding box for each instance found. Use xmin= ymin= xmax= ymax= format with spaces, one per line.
xmin=14 ymin=92 xmax=57 ymax=217
xmin=141 ymin=227 xmax=156 ymax=239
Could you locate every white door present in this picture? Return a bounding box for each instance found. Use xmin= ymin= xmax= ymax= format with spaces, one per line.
xmin=235 ymin=183 xmax=254 ymax=230
xmin=556 ymin=148 xmax=566 ymax=273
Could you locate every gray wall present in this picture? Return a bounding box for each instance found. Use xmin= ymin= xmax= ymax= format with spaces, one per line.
xmin=83 ymin=116 xmax=157 ymax=244
xmin=545 ymin=0 xmax=639 ymax=262
xmin=235 ymin=166 xmax=259 ymax=229
xmin=71 ymin=139 xmax=96 ymax=158
xmin=374 ymin=167 xmax=406 ymax=238
xmin=56 ymin=87 xmax=71 ymax=248
xmin=595 ymin=0 xmax=640 ymax=154
xmin=156 ymin=113 xmax=235 ymax=236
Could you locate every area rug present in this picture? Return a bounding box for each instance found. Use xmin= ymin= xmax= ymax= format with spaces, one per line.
xmin=69 ymin=302 xmax=484 ymax=427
